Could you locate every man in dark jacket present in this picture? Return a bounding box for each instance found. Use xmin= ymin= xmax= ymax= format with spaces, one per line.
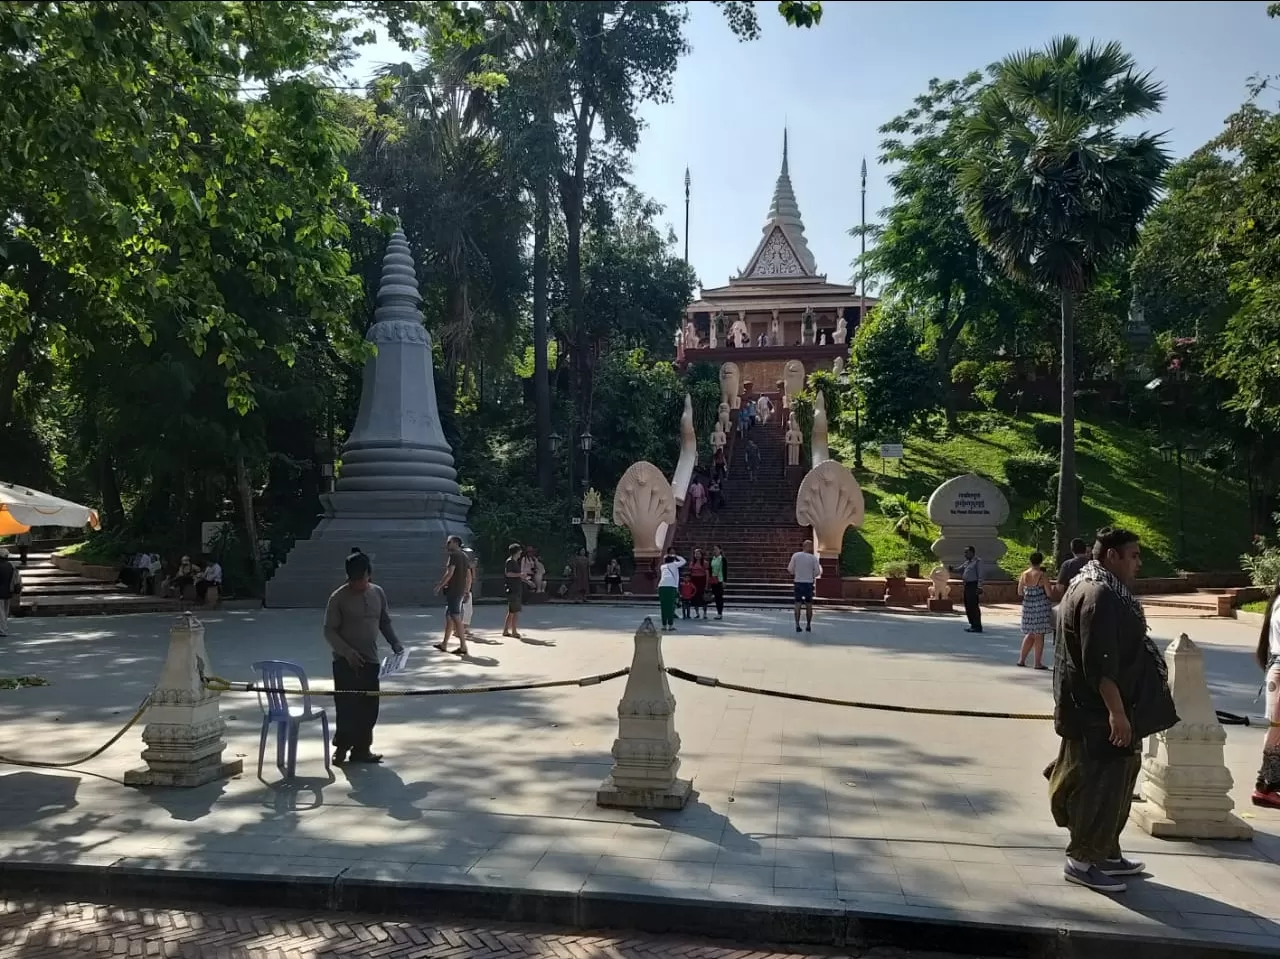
xmin=1049 ymin=527 xmax=1177 ymax=895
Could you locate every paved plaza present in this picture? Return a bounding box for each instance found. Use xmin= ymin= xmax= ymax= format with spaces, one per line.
xmin=0 ymin=603 xmax=1278 ymax=955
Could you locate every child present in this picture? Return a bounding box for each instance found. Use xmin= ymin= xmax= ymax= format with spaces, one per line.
xmin=679 ymin=573 xmax=696 ymax=619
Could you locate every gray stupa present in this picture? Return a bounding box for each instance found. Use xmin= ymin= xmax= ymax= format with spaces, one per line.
xmin=266 ymin=229 xmax=473 ymax=607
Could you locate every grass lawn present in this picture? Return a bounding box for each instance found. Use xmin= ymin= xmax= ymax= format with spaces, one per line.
xmin=836 ymin=411 xmax=1251 ymax=578
xmin=1240 ymin=600 xmax=1270 ymax=614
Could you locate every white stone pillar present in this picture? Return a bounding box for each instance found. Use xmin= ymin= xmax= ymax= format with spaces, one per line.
xmin=125 ymin=613 xmax=244 ymax=788
xmin=597 ymin=618 xmax=691 ymax=810
xmin=1131 ymin=634 xmax=1252 ymax=840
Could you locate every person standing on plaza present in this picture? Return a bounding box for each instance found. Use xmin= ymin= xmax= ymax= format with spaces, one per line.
xmin=1017 ymin=551 xmax=1053 ymax=669
xmin=503 ymin=542 xmax=530 ymax=639
xmin=570 ymin=546 xmax=591 ymax=602
xmin=461 ymin=547 xmax=477 ymax=642
xmin=433 ymin=535 xmax=470 ymax=656
xmin=1049 ymin=527 xmax=1177 ymax=894
xmin=953 ymin=546 xmax=983 ymax=633
xmin=709 ymin=545 xmax=729 ymax=620
xmin=1252 ymin=575 xmax=1280 ymax=809
xmin=0 ymin=548 xmax=16 ymax=637
xmin=657 ymin=548 xmax=686 ymax=631
xmin=688 ymin=548 xmax=710 ymax=619
xmin=787 ymin=539 xmax=821 ymax=633
xmin=1057 ymin=538 xmax=1091 ymax=589
xmin=324 ymin=550 xmax=404 ymax=765
xmin=604 ymin=557 xmax=624 ymax=595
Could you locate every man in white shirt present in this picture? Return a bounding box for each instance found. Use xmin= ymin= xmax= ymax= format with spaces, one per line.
xmin=196 ymin=558 xmax=223 ymax=605
xmin=787 ymin=539 xmax=822 ymax=633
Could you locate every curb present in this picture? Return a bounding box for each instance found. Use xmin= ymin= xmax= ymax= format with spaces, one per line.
xmin=1 ymin=860 xmax=1274 ymax=959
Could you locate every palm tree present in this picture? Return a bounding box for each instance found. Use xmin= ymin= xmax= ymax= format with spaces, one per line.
xmin=360 ymin=59 xmax=526 ymax=391
xmin=958 ymin=36 xmax=1169 ymax=560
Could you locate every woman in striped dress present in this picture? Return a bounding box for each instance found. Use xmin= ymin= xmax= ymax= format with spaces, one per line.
xmin=1017 ymin=551 xmax=1053 ymax=670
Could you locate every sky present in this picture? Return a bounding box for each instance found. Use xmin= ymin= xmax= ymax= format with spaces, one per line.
xmin=352 ymin=1 xmax=1278 ymax=294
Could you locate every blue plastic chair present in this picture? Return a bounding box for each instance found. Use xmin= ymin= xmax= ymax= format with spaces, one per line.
xmin=252 ymin=660 xmax=330 ymax=779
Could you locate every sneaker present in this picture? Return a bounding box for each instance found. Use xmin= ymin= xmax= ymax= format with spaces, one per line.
xmin=795 ymin=625 xmax=802 ymax=633
xmin=331 ymin=750 xmax=348 ymax=766
xmin=347 ymin=752 xmax=383 ymax=764
xmin=1064 ymin=863 xmax=1127 ymax=893
xmin=1098 ymin=857 xmax=1145 ymax=876
xmin=1252 ymin=789 xmax=1280 ymax=809
xmin=805 ymin=624 xmax=811 ymax=632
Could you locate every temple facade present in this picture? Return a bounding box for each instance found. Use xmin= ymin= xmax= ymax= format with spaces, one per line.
xmin=677 ymin=131 xmax=876 ymax=389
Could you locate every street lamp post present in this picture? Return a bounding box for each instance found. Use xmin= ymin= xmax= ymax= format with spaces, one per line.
xmin=580 ymin=430 xmax=594 ymax=491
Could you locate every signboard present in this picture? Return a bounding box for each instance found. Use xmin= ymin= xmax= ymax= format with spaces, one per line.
xmin=879 ymin=443 xmax=904 ymax=460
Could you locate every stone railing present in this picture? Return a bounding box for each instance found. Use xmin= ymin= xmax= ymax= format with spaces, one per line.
xmin=669 ymin=394 xmax=696 ymax=506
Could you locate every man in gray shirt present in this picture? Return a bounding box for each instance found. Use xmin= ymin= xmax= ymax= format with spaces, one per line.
xmin=325 ymin=550 xmax=403 ymax=765
xmin=952 ymin=546 xmax=983 ymax=633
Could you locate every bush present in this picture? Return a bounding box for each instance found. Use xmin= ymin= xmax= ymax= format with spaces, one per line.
xmin=978 ymin=361 xmax=1015 ymax=391
xmin=882 ymin=560 xmax=909 ymax=579
xmin=1032 ymin=420 xmax=1060 ymax=451
xmin=951 ymin=360 xmax=982 ymax=386
xmin=1004 ymin=452 xmax=1057 ymax=501
xmin=1242 ymin=513 xmax=1280 ymax=589
xmin=1047 ymin=471 xmax=1086 ymax=506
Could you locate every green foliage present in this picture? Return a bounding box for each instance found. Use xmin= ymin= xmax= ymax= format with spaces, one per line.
xmin=1032 ymin=420 xmax=1060 ymax=451
xmin=978 ymin=361 xmax=1014 ymax=391
xmin=849 ymin=304 xmax=941 ymax=440
xmin=857 ymin=72 xmax=1027 ymax=394
xmin=1241 ymin=514 xmax=1280 ymax=589
xmin=958 ymin=35 xmax=1170 ymax=556
xmin=1131 ymin=154 xmax=1239 ymax=339
xmin=842 ymin=411 xmax=1248 ymax=578
xmin=1048 ymin=471 xmax=1086 ymax=506
xmin=882 ymin=560 xmax=909 ymax=579
xmin=710 ymin=1 xmax=823 ymax=41
xmin=951 ymin=360 xmax=982 ymax=386
xmin=879 ymin=492 xmax=933 ymax=562
xmin=1004 ymin=452 xmax=1057 ymax=501
xmin=1022 ymin=500 xmax=1056 ymax=551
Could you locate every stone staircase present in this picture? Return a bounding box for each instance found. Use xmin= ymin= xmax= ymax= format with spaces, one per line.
xmin=670 ymin=398 xmax=879 ymax=606
xmin=12 ymin=548 xmax=178 ymax=617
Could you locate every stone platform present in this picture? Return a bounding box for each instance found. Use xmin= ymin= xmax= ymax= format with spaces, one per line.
xmin=1 ymin=606 xmax=1278 ymax=957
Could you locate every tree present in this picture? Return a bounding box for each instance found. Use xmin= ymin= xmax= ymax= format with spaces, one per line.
xmin=1130 ymin=154 xmax=1239 ymax=339
xmin=550 ymin=3 xmax=687 ymax=438
xmin=356 ymin=60 xmax=526 ymax=389
xmin=849 ymin=302 xmax=941 ymax=440
xmin=1212 ymin=104 xmax=1280 ymax=437
xmin=958 ymin=36 xmax=1170 ymax=559
xmin=710 ymin=1 xmax=823 ymax=39
xmin=0 ymin=2 xmax=449 ymax=416
xmin=858 ymin=73 xmax=1019 ymax=422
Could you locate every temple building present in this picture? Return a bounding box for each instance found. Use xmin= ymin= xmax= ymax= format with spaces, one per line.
xmin=677 ymin=131 xmax=876 ymax=388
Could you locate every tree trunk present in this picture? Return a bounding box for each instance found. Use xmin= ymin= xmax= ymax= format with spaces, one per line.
xmin=1054 ymin=291 xmax=1077 ymax=563
xmin=533 ymin=178 xmax=553 ymax=494
xmin=97 ymin=444 xmax=126 ymax=529
xmin=233 ymin=437 xmax=264 ymax=595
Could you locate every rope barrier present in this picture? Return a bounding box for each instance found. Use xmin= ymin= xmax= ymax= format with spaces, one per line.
xmin=665 ymin=667 xmax=1279 ymax=727
xmin=665 ymin=666 xmax=1052 ymax=721
xmin=0 ymin=695 xmax=153 ymax=769
xmin=203 ymin=668 xmax=630 ymax=698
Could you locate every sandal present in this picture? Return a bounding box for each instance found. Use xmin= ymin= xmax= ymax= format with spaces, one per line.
xmin=434 ymin=643 xmax=449 ymax=652
xmin=455 ymin=647 xmax=469 ymax=656
xmin=1015 ymin=662 xmax=1026 ymax=668
xmin=1035 ymin=665 xmax=1049 ymax=670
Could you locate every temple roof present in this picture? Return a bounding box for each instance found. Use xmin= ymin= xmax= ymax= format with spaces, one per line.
xmin=737 ymin=130 xmax=819 ymax=281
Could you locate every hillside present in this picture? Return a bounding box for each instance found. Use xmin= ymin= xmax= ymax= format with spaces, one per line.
xmin=837 ymin=411 xmax=1251 ymax=578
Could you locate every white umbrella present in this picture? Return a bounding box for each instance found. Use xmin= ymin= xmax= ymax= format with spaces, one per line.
xmin=0 ymin=482 xmax=101 ymax=536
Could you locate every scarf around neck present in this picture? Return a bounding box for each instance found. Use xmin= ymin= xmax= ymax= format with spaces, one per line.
xmin=1070 ymin=559 xmax=1169 ymax=684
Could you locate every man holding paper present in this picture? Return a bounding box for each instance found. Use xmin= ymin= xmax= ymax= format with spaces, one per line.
xmin=324 ymin=550 xmax=404 ymax=765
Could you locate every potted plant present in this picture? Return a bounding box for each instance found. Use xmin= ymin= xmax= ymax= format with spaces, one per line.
xmin=880 ymin=493 xmax=932 ymax=578
xmin=882 ymin=561 xmax=910 ymax=605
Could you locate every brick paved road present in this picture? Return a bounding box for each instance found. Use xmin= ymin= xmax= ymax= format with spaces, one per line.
xmin=0 ymin=898 xmax=975 ymax=959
